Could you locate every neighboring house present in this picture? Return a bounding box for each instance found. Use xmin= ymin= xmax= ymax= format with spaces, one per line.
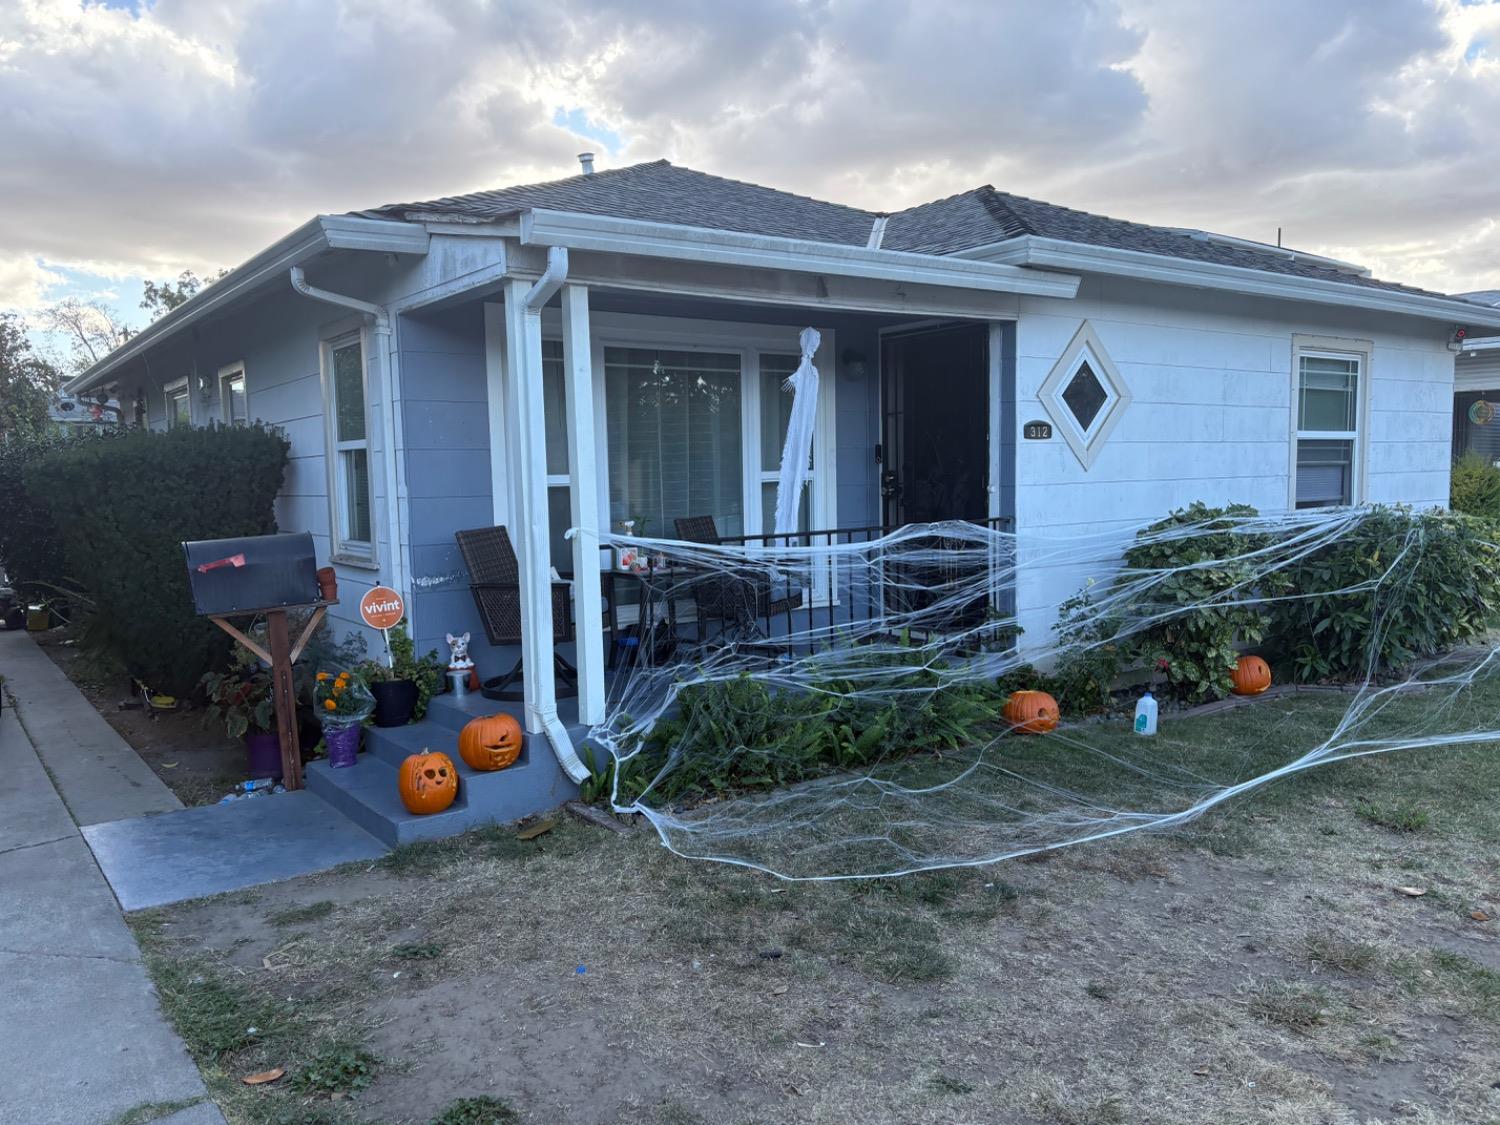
xmin=1454 ymin=290 xmax=1500 ymax=463
xmin=63 ymin=157 xmax=1500 ymax=793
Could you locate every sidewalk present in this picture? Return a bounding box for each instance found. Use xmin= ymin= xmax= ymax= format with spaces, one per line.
xmin=0 ymin=628 xmax=224 ymax=1125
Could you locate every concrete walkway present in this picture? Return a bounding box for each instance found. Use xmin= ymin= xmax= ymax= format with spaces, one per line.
xmin=0 ymin=628 xmax=224 ymax=1125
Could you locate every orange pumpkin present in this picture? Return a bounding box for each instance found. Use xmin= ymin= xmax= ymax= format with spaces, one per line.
xmin=1002 ymin=689 xmax=1059 ymax=735
xmin=1231 ymin=654 xmax=1272 ymax=696
xmin=458 ymin=712 xmax=524 ymax=772
xmin=398 ymin=750 xmax=458 ymax=814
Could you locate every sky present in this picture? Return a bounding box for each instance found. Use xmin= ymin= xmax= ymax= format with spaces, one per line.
xmin=2 ymin=0 xmax=1499 ymax=350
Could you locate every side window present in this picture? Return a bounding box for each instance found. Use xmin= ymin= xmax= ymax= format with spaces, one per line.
xmin=322 ymin=332 xmax=375 ymax=562
xmin=220 ymin=364 xmax=247 ymax=424
xmin=165 ymin=378 xmax=191 ymax=429
xmin=1293 ymin=348 xmax=1363 ymax=509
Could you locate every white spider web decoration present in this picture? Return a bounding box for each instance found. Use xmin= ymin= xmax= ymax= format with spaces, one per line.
xmin=588 ymin=507 xmax=1499 ymax=880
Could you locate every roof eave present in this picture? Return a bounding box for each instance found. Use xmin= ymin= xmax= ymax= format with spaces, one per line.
xmin=64 ymin=215 xmax=430 ymax=395
xmin=518 ymin=209 xmax=1081 ymax=300
xmin=960 ymin=236 xmax=1500 ymax=330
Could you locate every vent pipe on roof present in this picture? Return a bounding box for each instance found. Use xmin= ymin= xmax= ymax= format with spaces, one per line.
xmin=577 ymin=152 xmax=595 ymax=175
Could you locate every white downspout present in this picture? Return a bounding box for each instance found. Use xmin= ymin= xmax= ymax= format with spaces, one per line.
xmin=288 ymin=267 xmax=407 ymax=611
xmin=512 ymin=247 xmax=589 ymax=781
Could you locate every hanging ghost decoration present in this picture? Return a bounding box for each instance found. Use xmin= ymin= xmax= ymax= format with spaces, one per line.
xmin=773 ymin=327 xmax=821 ymax=537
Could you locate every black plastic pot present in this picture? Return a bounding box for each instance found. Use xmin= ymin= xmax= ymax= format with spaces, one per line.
xmin=370 ymin=679 xmax=419 ymax=727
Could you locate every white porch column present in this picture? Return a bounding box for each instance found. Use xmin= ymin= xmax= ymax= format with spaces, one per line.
xmin=501 ymin=279 xmax=557 ymax=736
xmin=561 ymin=284 xmax=605 ymax=725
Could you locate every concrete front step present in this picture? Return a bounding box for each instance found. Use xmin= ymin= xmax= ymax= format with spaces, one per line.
xmin=304 ymin=709 xmax=585 ymax=847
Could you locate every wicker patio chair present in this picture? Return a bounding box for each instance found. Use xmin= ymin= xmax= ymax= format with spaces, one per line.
xmin=673 ymin=515 xmax=795 ymax=642
xmin=454 ymin=526 xmax=577 ymax=700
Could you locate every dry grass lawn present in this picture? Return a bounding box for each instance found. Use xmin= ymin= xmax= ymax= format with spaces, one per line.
xmin=127 ymin=688 xmax=1500 ymax=1125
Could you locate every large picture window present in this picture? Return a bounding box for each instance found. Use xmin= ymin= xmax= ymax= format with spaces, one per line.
xmin=1293 ymin=347 xmax=1364 ymax=509
xmin=605 ymin=347 xmax=744 ymax=540
xmin=322 ymin=331 xmax=375 ymax=563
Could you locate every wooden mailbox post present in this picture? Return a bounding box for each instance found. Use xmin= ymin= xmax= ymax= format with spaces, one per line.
xmin=183 ymin=533 xmax=330 ymax=791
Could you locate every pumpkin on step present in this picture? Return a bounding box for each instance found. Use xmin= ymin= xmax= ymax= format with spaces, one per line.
xmin=398 ymin=750 xmax=458 ymax=814
xmin=1002 ymin=689 xmax=1059 ymax=735
xmin=1231 ymin=654 xmax=1272 ymax=696
xmin=458 ymin=712 xmax=524 ymax=772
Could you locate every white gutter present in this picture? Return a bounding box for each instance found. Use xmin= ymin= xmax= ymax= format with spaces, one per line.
xmin=506 ymin=247 xmax=588 ymax=782
xmin=1459 ymin=336 xmax=1500 ymax=352
xmin=519 ymin=209 xmax=1081 ymax=300
xmin=288 ymin=267 xmax=407 ymax=608
xmin=954 ymin=235 xmax=1500 ymax=331
xmin=64 ymin=216 xmax=430 ymax=395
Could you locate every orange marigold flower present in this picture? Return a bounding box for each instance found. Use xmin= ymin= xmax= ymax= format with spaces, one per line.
xmin=316 ymin=672 xmax=331 ymax=681
xmin=323 ymin=698 xmax=337 ymax=711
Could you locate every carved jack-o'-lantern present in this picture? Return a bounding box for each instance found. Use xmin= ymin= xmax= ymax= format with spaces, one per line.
xmin=1231 ymin=654 xmax=1272 ymax=696
xmin=1002 ymin=689 xmax=1059 ymax=735
xmin=398 ymin=750 xmax=458 ymax=814
xmin=458 ymin=712 xmax=524 ymax=772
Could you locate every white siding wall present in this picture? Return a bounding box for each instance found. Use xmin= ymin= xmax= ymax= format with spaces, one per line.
xmin=1012 ymin=275 xmax=1455 ymax=657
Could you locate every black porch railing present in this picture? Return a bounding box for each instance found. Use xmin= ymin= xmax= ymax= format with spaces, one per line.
xmin=603 ymin=517 xmax=1015 ymax=668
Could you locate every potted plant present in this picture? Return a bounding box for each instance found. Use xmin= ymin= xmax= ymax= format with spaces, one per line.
xmin=315 ymin=668 xmax=374 ymax=767
xmin=200 ymin=650 xmax=280 ymax=778
xmin=358 ymin=619 xmax=445 ymax=727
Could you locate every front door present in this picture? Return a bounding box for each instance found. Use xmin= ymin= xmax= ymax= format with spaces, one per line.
xmin=880 ymin=324 xmax=990 ymax=527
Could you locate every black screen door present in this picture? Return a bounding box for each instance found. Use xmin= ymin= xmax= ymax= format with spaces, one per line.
xmin=881 ymin=324 xmax=989 ymax=527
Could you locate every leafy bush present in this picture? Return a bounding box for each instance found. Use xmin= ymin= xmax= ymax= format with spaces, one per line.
xmin=32 ymin=423 xmax=289 ymax=695
xmin=623 ymin=660 xmax=1005 ymax=806
xmin=1450 ymin=452 xmax=1500 ymax=520
xmin=1271 ymin=505 xmax=1500 ymax=681
xmin=1053 ymin=503 xmax=1281 ymax=706
xmin=0 ymin=430 xmax=84 ymax=597
xmin=357 ymin=618 xmax=445 ymax=721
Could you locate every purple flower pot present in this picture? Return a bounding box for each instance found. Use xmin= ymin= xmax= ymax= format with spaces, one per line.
xmin=245 ymin=731 xmax=281 ymax=779
xmin=324 ymin=723 xmax=361 ymax=768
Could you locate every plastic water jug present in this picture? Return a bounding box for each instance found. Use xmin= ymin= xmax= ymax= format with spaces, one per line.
xmin=1134 ymin=691 xmax=1158 ymax=736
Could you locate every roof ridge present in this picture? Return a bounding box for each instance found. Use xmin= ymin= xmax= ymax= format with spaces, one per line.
xmin=661 ymin=164 xmax=879 ymax=219
xmin=371 ymin=159 xmax=672 ymax=215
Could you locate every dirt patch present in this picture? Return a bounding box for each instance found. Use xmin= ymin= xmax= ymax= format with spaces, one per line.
xmin=33 ymin=626 xmax=248 ymax=805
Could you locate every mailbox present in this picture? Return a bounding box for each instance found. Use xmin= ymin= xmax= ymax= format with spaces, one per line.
xmin=183 ymin=532 xmax=320 ymax=617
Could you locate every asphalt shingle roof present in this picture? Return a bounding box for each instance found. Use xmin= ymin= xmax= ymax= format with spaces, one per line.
xmin=365 ymin=161 xmax=1456 ymax=302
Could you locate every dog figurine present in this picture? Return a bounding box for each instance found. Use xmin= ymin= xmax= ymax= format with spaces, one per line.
xmin=445 ymin=631 xmax=474 ymax=671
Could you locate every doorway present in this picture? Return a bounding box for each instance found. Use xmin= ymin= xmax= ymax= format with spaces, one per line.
xmin=880 ymin=324 xmax=990 ymax=527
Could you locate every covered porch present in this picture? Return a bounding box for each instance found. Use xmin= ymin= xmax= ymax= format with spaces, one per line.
xmin=397 ymin=235 xmax=1069 ymax=783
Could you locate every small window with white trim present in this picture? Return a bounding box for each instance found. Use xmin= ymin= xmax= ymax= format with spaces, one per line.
xmin=219 ymin=363 xmax=247 ymax=424
xmin=165 ymin=377 xmax=191 ymax=429
xmin=1293 ymin=348 xmax=1363 ymax=509
xmin=322 ymin=331 xmax=376 ymax=563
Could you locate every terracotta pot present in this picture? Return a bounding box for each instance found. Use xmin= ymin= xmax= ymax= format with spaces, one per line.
xmin=316 ymin=566 xmax=338 ymax=603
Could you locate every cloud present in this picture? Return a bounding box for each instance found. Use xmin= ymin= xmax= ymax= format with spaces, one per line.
xmin=0 ymin=0 xmax=1497 ymax=304
xmin=0 ymin=255 xmax=65 ymax=310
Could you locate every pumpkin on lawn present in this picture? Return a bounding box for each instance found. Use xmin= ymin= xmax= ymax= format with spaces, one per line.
xmin=398 ymin=750 xmax=458 ymax=815
xmin=1002 ymin=689 xmax=1059 ymax=735
xmin=1231 ymin=654 xmax=1272 ymax=696
xmin=458 ymin=712 xmax=524 ymax=772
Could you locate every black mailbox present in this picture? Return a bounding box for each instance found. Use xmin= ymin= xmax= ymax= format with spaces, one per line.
xmin=183 ymin=533 xmax=319 ymax=617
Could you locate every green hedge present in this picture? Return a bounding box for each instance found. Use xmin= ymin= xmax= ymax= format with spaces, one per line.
xmin=1271 ymin=506 xmax=1500 ymax=681
xmin=0 ymin=431 xmax=80 ymax=597
xmin=1450 ymin=452 xmax=1500 ymax=520
xmin=33 ymin=423 xmax=290 ymax=695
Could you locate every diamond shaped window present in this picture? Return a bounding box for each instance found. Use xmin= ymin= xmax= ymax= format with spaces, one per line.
xmin=1037 ymin=323 xmax=1132 ymax=471
xmin=1061 ymin=362 xmax=1108 ymax=432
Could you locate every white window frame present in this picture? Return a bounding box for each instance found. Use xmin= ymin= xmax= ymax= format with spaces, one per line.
xmin=1037 ymin=321 xmax=1131 ymax=470
xmin=1288 ymin=335 xmax=1371 ymax=510
xmin=218 ymin=362 xmax=247 ymax=425
xmin=320 ymin=327 xmax=379 ymax=568
xmin=164 ymin=376 xmax=191 ymax=430
xmin=531 ymin=310 xmax=838 ymax=548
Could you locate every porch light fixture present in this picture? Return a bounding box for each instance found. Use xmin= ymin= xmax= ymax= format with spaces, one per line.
xmin=1038 ymin=321 xmax=1131 ymax=470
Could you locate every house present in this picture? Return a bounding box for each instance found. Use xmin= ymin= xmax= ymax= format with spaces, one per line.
xmin=62 ymin=157 xmax=1500 ymax=833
